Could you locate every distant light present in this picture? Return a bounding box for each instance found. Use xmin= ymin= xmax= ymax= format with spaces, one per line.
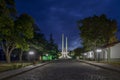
xmin=46 ymin=54 xmax=48 ymax=56
xmin=29 ymin=51 xmax=34 ymax=55
xmin=84 ymin=53 xmax=87 ymax=55
xmin=89 ymin=51 xmax=92 ymax=58
xmin=96 ymin=49 xmax=102 ymax=52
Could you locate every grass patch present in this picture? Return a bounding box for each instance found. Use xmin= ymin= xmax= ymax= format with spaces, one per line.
xmin=107 ymin=62 xmax=120 ymax=67
xmin=88 ymin=60 xmax=120 ymax=67
xmin=0 ymin=63 xmax=31 ymax=72
xmin=98 ymin=61 xmax=120 ymax=67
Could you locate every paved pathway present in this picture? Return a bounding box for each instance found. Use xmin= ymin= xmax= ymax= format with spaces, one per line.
xmin=0 ymin=63 xmax=48 ymax=80
xmin=6 ymin=60 xmax=120 ymax=80
xmin=80 ymin=60 xmax=120 ymax=73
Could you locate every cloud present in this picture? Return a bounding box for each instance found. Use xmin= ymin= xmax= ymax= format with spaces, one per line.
xmin=15 ymin=0 xmax=120 ymax=50
xmin=69 ymin=37 xmax=82 ymax=50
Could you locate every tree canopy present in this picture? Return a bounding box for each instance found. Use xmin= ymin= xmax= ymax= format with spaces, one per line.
xmin=78 ymin=14 xmax=118 ymax=51
xmin=0 ymin=0 xmax=59 ymax=63
xmin=0 ymin=0 xmax=34 ymax=63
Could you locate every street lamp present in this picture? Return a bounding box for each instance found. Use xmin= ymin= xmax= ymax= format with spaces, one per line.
xmin=29 ymin=51 xmax=34 ymax=55
xmin=46 ymin=54 xmax=48 ymax=56
xmin=96 ymin=48 xmax=102 ymax=62
xmin=29 ymin=51 xmax=35 ymax=62
xmin=96 ymin=49 xmax=102 ymax=53
xmin=84 ymin=53 xmax=87 ymax=60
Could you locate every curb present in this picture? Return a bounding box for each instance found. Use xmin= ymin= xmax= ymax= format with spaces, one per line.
xmin=0 ymin=62 xmax=49 ymax=80
xmin=79 ymin=60 xmax=120 ymax=73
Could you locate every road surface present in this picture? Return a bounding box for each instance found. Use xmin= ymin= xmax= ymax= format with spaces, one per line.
xmin=7 ymin=60 xmax=120 ymax=80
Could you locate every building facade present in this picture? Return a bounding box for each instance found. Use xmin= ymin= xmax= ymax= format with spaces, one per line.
xmin=83 ymin=42 xmax=120 ymax=61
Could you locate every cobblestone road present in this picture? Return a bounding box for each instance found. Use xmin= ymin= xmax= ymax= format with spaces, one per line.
xmin=7 ymin=60 xmax=120 ymax=80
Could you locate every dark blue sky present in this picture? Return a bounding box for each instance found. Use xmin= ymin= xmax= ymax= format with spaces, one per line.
xmin=15 ymin=0 xmax=120 ymax=50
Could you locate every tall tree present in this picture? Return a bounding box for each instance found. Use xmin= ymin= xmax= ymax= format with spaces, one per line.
xmin=46 ymin=34 xmax=58 ymax=59
xmin=15 ymin=14 xmax=34 ymax=62
xmin=0 ymin=0 xmax=14 ymax=63
xmin=78 ymin=14 xmax=117 ymax=49
xmin=0 ymin=12 xmax=34 ymax=63
xmin=29 ymin=24 xmax=48 ymax=61
xmin=78 ymin=14 xmax=118 ymax=60
xmin=16 ymin=39 xmax=29 ymax=62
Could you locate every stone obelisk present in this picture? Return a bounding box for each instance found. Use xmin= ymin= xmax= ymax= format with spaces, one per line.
xmin=66 ymin=37 xmax=67 ymax=52
xmin=59 ymin=34 xmax=71 ymax=59
xmin=62 ymin=34 xmax=64 ymax=53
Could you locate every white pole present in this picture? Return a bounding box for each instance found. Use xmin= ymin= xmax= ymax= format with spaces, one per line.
xmin=66 ymin=37 xmax=67 ymax=52
xmin=62 ymin=34 xmax=64 ymax=53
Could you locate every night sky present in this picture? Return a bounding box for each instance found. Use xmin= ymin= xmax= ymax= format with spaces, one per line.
xmin=15 ymin=0 xmax=120 ymax=50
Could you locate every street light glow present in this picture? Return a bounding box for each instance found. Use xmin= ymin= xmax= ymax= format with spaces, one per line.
xmin=96 ymin=49 xmax=102 ymax=52
xmin=84 ymin=53 xmax=87 ymax=55
xmin=29 ymin=51 xmax=34 ymax=55
xmin=89 ymin=51 xmax=92 ymax=58
xmin=46 ymin=54 xmax=48 ymax=56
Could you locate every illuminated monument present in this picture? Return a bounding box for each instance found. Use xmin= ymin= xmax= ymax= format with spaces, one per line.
xmin=59 ymin=34 xmax=71 ymax=59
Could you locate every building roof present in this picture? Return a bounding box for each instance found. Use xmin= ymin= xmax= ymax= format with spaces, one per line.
xmin=102 ymin=41 xmax=120 ymax=48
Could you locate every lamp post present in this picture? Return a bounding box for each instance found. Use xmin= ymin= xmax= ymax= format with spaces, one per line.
xmin=96 ymin=49 xmax=102 ymax=62
xmin=84 ymin=53 xmax=87 ymax=60
xmin=46 ymin=54 xmax=48 ymax=56
xmin=29 ymin=51 xmax=34 ymax=55
xmin=29 ymin=51 xmax=34 ymax=62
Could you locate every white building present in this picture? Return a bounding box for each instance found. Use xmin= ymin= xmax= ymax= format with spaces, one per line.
xmin=83 ymin=42 xmax=120 ymax=61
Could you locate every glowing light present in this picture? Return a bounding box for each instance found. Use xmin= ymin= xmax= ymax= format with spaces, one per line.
xmin=84 ymin=53 xmax=87 ymax=55
xmin=46 ymin=54 xmax=48 ymax=56
xmin=29 ymin=51 xmax=34 ymax=55
xmin=96 ymin=49 xmax=102 ymax=52
xmin=42 ymin=54 xmax=53 ymax=60
xmin=89 ymin=51 xmax=92 ymax=58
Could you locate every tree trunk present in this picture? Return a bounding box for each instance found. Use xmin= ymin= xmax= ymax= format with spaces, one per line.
xmin=1 ymin=41 xmax=15 ymax=63
xmin=93 ymin=49 xmax=97 ymax=61
xmin=107 ymin=47 xmax=111 ymax=63
xmin=19 ymin=50 xmax=23 ymax=62
xmin=102 ymin=49 xmax=105 ymax=61
xmin=5 ymin=53 xmax=11 ymax=63
xmin=5 ymin=48 xmax=14 ymax=63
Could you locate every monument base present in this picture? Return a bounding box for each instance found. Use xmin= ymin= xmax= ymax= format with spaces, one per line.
xmin=60 ymin=34 xmax=71 ymax=59
xmin=59 ymin=52 xmax=71 ymax=59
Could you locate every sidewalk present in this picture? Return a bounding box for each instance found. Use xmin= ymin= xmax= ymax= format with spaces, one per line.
xmin=0 ymin=62 xmax=48 ymax=80
xmin=79 ymin=60 xmax=120 ymax=73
